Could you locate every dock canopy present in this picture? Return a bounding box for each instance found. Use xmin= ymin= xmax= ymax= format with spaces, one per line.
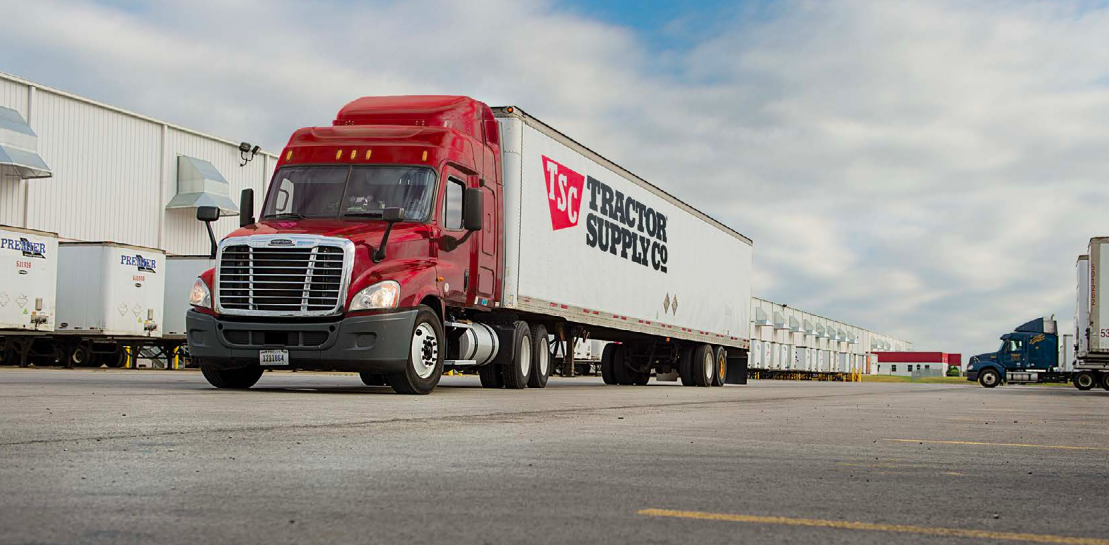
xmin=789 ymin=316 xmax=802 ymax=332
xmin=753 ymin=308 xmax=772 ymax=327
xmin=166 ymin=156 xmax=238 ymax=214
xmin=772 ymin=311 xmax=788 ymax=329
xmin=0 ymin=106 xmax=52 ymax=179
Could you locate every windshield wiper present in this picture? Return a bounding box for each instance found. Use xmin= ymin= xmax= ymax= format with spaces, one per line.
xmin=264 ymin=213 xmax=306 ymax=220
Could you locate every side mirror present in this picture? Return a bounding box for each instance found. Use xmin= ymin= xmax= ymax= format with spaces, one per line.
xmin=382 ymin=206 xmax=405 ymax=223
xmin=463 ymin=187 xmax=484 ymax=231
xmin=239 ymin=188 xmax=255 ymax=227
xmin=196 ymin=206 xmax=220 ymax=222
xmin=195 ymin=206 xmax=220 ymax=259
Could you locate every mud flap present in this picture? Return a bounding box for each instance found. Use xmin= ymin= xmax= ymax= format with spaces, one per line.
xmin=725 ymin=352 xmax=748 ymax=385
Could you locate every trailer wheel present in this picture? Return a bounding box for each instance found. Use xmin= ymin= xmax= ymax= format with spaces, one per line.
xmin=693 ymin=344 xmax=716 ymax=387
xmin=1074 ymin=372 xmax=1096 ymax=391
xmin=600 ymin=344 xmax=618 ymax=385
xmin=712 ymin=346 xmax=727 ymax=387
xmin=1100 ymin=373 xmax=1109 ymax=391
xmin=359 ymin=372 xmax=388 ymax=387
xmin=978 ymin=368 xmax=1001 ymax=388
xmin=502 ymin=321 xmax=532 ymax=389
xmin=633 ymin=367 xmax=650 ymax=386
xmin=528 ymin=324 xmax=551 ymax=388
xmin=199 ymin=362 xmax=264 ymax=389
xmin=478 ymin=364 xmax=504 ymax=388
xmin=388 ymin=306 xmax=444 ymax=395
xmin=679 ymin=345 xmax=696 ymax=386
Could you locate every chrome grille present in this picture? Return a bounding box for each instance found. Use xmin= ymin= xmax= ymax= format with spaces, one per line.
xmin=216 ymin=238 xmax=350 ymax=316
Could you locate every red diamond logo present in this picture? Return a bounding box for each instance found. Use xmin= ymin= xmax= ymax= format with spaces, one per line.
xmin=541 ymin=155 xmax=584 ymax=231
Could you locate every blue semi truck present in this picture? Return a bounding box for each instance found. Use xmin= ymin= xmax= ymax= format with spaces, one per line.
xmin=964 ymin=318 xmax=1102 ymax=389
xmin=969 ymin=241 xmax=1109 ymax=391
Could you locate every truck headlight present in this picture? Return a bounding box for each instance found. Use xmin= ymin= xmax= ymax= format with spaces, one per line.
xmin=189 ymin=277 xmax=211 ymax=309
xmin=349 ymin=281 xmax=401 ymax=311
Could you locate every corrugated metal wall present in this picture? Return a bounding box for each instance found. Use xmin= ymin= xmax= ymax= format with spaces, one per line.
xmin=0 ymin=73 xmax=276 ymax=255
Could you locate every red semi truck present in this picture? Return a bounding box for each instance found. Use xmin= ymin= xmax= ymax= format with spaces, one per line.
xmin=186 ymin=96 xmax=753 ymax=394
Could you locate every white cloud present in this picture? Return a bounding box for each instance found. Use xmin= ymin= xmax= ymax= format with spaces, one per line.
xmin=2 ymin=0 xmax=1108 ymax=357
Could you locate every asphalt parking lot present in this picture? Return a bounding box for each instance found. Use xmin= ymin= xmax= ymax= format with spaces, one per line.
xmin=1 ymin=369 xmax=1107 ymax=545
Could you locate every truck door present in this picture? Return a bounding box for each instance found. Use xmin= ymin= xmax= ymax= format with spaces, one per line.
xmin=1003 ymin=337 xmax=1025 ymax=369
xmin=436 ymin=169 xmax=471 ymax=307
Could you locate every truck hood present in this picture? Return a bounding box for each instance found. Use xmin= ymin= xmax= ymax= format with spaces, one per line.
xmin=967 ymin=353 xmax=996 ymax=370
xmin=234 ymin=219 xmax=395 ymax=241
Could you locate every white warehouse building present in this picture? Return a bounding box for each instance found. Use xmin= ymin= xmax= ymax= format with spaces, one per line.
xmin=0 ymin=72 xmax=275 ymax=253
xmin=749 ymin=297 xmax=912 ymax=376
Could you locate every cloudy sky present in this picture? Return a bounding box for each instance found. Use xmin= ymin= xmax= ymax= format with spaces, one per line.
xmin=2 ymin=0 xmax=1108 ymax=357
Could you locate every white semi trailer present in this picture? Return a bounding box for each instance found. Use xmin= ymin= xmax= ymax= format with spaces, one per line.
xmin=0 ymin=226 xmax=58 ymax=366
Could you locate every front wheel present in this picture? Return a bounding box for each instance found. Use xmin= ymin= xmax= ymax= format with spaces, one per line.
xmin=200 ymin=362 xmax=264 ymax=389
xmin=1074 ymin=372 xmax=1096 ymax=391
xmin=978 ymin=368 xmax=1000 ymax=388
xmin=388 ymin=306 xmax=444 ymax=395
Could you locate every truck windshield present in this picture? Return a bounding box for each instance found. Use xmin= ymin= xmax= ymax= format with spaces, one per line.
xmin=262 ymin=165 xmax=437 ymax=221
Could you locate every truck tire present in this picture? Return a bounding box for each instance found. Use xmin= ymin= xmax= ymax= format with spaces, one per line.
xmin=528 ymin=324 xmax=551 ymax=388
xmin=678 ymin=345 xmax=696 ymax=386
xmin=601 ymin=344 xmax=618 ymax=385
xmin=200 ymin=362 xmax=264 ymax=389
xmin=712 ymin=346 xmax=727 ymax=387
xmin=612 ymin=346 xmax=637 ymax=385
xmin=478 ymin=364 xmax=504 ymax=388
xmin=502 ymin=321 xmax=532 ymax=389
xmin=978 ymin=368 xmax=1001 ymax=388
xmin=1100 ymin=373 xmax=1109 ymax=391
xmin=1074 ymin=372 xmax=1096 ymax=391
xmin=633 ymin=367 xmax=650 ymax=386
xmin=388 ymin=306 xmax=444 ymax=395
xmin=359 ymin=372 xmax=388 ymax=387
xmin=693 ymin=344 xmax=716 ymax=387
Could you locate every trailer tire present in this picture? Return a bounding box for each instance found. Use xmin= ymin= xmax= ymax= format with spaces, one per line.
xmin=200 ymin=362 xmax=264 ymax=389
xmin=388 ymin=306 xmax=444 ymax=395
xmin=978 ymin=368 xmax=1001 ymax=388
xmin=601 ymin=344 xmax=618 ymax=385
xmin=502 ymin=321 xmax=532 ymax=389
xmin=712 ymin=346 xmax=727 ymax=387
xmin=1074 ymin=371 xmax=1096 ymax=391
xmin=679 ymin=345 xmax=696 ymax=386
xmin=1100 ymin=373 xmax=1109 ymax=391
xmin=693 ymin=344 xmax=716 ymax=387
xmin=478 ymin=364 xmax=504 ymax=388
xmin=633 ymin=368 xmax=650 ymax=386
xmin=359 ymin=372 xmax=388 ymax=387
xmin=613 ymin=346 xmax=637 ymax=385
xmin=527 ymin=325 xmax=551 ymax=388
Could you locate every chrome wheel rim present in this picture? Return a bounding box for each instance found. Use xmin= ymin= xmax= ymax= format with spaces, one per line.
xmin=519 ymin=335 xmax=532 ymax=379
xmin=410 ymin=323 xmax=439 ymax=379
xmin=982 ymin=372 xmax=997 ymax=386
xmin=537 ymin=337 xmax=549 ymax=377
xmin=702 ymin=350 xmax=713 ymax=382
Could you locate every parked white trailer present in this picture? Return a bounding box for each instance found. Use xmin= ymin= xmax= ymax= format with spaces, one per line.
xmin=0 ymin=226 xmax=59 ymax=366
xmin=0 ymin=226 xmax=57 ymax=331
xmin=56 ymin=242 xmax=165 ymax=337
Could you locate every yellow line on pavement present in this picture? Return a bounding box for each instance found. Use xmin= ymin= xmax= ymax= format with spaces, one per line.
xmin=637 ymin=509 xmax=1109 ymax=545
xmin=884 ymin=439 xmax=1109 ymax=451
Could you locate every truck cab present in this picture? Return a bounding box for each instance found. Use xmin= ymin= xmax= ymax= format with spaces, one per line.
xmin=185 ymin=96 xmax=505 ymax=395
xmin=967 ymin=318 xmax=1058 ymax=387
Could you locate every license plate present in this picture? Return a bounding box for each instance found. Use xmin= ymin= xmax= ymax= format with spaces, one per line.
xmin=259 ymin=349 xmax=289 ymax=366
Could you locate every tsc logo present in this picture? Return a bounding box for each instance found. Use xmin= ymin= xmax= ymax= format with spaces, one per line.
xmin=542 ymin=156 xmax=584 ymax=230
xmin=121 ymin=254 xmax=158 ymax=274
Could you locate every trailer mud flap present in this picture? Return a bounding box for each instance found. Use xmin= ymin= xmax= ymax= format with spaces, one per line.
xmin=725 ymin=352 xmax=748 ymax=385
